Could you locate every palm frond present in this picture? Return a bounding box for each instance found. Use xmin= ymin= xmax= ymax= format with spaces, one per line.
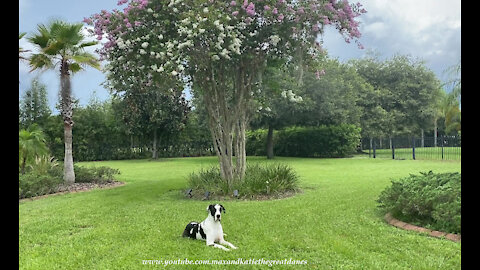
xmin=71 ymin=52 xmax=101 ymax=70
xmin=29 ymin=53 xmax=53 ymax=72
xmin=28 ymin=24 xmax=51 ymax=49
xmin=78 ymin=41 xmax=99 ymax=48
xmin=52 ymin=22 xmax=85 ymax=47
xmin=69 ymin=62 xmax=83 ymax=74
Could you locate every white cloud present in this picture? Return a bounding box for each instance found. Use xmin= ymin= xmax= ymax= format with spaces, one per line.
xmin=322 ymin=0 xmax=460 ymax=83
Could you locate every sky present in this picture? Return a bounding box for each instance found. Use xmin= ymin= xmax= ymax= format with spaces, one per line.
xmin=19 ymin=0 xmax=461 ymax=114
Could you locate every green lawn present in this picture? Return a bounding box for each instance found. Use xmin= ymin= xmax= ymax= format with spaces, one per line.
xmin=19 ymin=156 xmax=461 ymax=269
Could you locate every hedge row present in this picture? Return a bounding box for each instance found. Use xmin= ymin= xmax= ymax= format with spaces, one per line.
xmin=246 ymin=124 xmax=361 ymax=158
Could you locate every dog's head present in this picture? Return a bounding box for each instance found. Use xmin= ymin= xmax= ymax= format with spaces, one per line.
xmin=207 ymin=204 xmax=225 ymax=222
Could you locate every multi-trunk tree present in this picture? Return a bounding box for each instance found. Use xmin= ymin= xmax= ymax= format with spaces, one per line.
xmin=89 ymin=0 xmax=366 ymax=189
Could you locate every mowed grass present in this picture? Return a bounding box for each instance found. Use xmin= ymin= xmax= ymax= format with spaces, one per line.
xmin=19 ymin=156 xmax=461 ymax=269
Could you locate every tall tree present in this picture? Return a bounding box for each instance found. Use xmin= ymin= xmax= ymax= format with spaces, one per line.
xmin=19 ymin=78 xmax=52 ymax=130
xmin=27 ymin=20 xmax=100 ymax=184
xmin=250 ymin=59 xmax=311 ymax=159
xmin=89 ymin=0 xmax=366 ymax=188
xmin=351 ymin=54 xmax=443 ymax=139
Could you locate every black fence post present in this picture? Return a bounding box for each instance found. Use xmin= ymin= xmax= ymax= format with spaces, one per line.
xmin=412 ymin=136 xmax=416 ymax=160
xmin=373 ymin=139 xmax=376 ymax=158
xmin=441 ymin=135 xmax=444 ymax=160
xmin=392 ymin=138 xmax=395 ymax=160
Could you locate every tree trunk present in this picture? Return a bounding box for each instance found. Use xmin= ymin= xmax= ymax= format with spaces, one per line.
xmin=60 ymin=60 xmax=75 ymax=184
xmin=195 ymin=58 xmax=259 ymax=189
xmin=234 ymin=115 xmax=247 ymax=180
xmin=266 ymin=124 xmax=274 ymax=159
xmin=63 ymin=123 xmax=75 ymax=184
xmin=152 ymin=129 xmax=158 ymax=159
xmin=21 ymin=155 xmax=27 ymax=175
xmin=421 ymin=129 xmax=424 ymax=147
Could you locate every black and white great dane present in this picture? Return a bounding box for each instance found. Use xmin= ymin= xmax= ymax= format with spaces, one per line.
xmin=182 ymin=204 xmax=237 ymax=251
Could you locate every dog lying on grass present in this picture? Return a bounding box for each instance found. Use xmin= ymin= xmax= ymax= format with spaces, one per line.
xmin=182 ymin=204 xmax=237 ymax=251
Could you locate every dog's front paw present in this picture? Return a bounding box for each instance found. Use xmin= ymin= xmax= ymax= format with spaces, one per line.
xmin=231 ymin=246 xmax=238 ymax=250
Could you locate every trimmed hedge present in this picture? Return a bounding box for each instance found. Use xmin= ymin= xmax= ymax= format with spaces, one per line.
xmin=246 ymin=124 xmax=361 ymax=158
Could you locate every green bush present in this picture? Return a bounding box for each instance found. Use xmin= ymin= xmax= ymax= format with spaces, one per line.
xmin=187 ymin=163 xmax=299 ymax=198
xmin=377 ymin=171 xmax=461 ymax=234
xmin=245 ymin=129 xmax=268 ymax=156
xmin=19 ymin=164 xmax=121 ymax=199
xmin=246 ymin=124 xmax=361 ymax=158
xmin=19 ymin=172 xmax=63 ymax=199
xmin=74 ymin=165 xmax=121 ymax=183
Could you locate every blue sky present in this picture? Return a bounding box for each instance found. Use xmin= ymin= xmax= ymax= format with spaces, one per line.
xmin=19 ymin=0 xmax=461 ymax=114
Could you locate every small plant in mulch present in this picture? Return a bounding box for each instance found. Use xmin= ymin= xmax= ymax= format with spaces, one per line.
xmin=186 ymin=163 xmax=301 ymax=201
xmin=377 ymin=171 xmax=460 ymax=234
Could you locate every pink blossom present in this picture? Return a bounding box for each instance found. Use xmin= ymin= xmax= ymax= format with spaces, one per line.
xmin=117 ymin=0 xmax=128 ymax=5
xmin=135 ymin=21 xmax=142 ymax=26
xmin=272 ymin=8 xmax=278 ymax=14
xmin=232 ymin=11 xmax=239 ymax=16
xmin=277 ymin=14 xmax=284 ymax=21
xmin=230 ymin=1 xmax=236 ymax=6
xmin=315 ymin=69 xmax=325 ymax=79
xmin=83 ymin=17 xmax=92 ymax=24
xmin=264 ymin=5 xmax=270 ymax=11
xmin=246 ymin=3 xmax=255 ymax=16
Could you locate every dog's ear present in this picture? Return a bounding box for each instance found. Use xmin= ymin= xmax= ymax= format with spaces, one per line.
xmin=220 ymin=204 xmax=225 ymax=213
xmin=206 ymin=204 xmax=212 ymax=212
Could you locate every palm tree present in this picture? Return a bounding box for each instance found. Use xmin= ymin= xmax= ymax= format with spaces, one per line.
xmin=19 ymin=124 xmax=49 ymax=175
xmin=27 ymin=20 xmax=100 ymax=184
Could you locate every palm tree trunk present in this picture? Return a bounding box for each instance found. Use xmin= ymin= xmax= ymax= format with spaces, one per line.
xmin=63 ymin=123 xmax=75 ymax=184
xmin=60 ymin=60 xmax=75 ymax=184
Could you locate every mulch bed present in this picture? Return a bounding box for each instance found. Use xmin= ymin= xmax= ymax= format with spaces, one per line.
xmin=384 ymin=213 xmax=461 ymax=242
xmin=184 ymin=189 xmax=302 ymax=201
xmin=19 ymin=181 xmax=125 ymax=202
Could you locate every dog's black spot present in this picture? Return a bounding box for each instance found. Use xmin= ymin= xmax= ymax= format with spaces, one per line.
xmin=182 ymin=222 xmax=200 ymax=239
xmin=208 ymin=204 xmax=216 ymax=217
xmin=198 ymin=225 xmax=206 ymax=239
xmin=219 ymin=204 xmax=225 ymax=213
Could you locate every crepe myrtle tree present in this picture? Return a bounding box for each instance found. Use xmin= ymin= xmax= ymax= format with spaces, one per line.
xmin=88 ymin=0 xmax=365 ymax=186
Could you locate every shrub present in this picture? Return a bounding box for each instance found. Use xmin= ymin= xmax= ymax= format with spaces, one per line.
xmin=73 ymin=165 xmax=121 ymax=183
xmin=246 ymin=124 xmax=361 ymax=158
xmin=377 ymin=171 xmax=461 ymax=234
xmin=187 ymin=163 xmax=299 ymax=199
xmin=19 ymin=161 xmax=121 ymax=199
xmin=19 ymin=172 xmax=63 ymax=199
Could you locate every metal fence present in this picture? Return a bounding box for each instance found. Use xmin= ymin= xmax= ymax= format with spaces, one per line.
xmin=361 ymin=135 xmax=461 ymax=161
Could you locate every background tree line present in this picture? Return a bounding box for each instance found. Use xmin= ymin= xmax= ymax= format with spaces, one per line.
xmin=19 ymin=53 xmax=461 ymax=163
